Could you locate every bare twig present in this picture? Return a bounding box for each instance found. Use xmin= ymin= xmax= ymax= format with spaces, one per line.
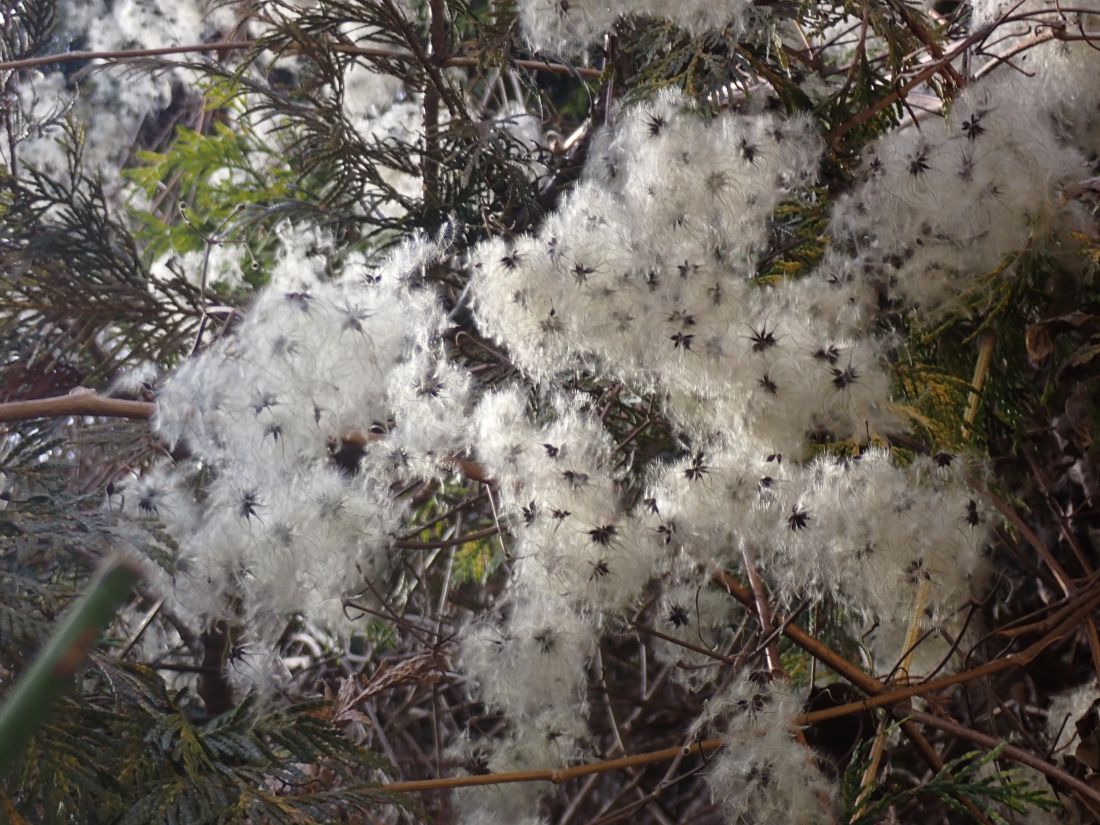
xmin=395 ymin=525 xmax=500 ymax=550
xmin=0 ymin=392 xmax=154 ymax=422
xmin=739 ymin=543 xmax=785 ymax=678
xmin=382 ymin=737 xmax=725 ymax=793
xmin=0 ymin=41 xmax=602 ymax=79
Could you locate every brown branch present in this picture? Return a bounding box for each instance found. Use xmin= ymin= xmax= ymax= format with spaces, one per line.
xmin=796 ymin=582 xmax=1100 ymax=726
xmin=826 ymin=12 xmax=1100 ymax=146
xmin=0 ymin=41 xmax=602 ymax=80
xmin=713 ymin=567 xmax=1077 ymax=825
xmin=712 ymin=569 xmax=946 ymax=774
xmin=738 ymin=543 xmax=785 ymax=678
xmin=0 ymin=393 xmax=154 ymax=423
xmin=713 ymin=570 xmax=884 ymax=696
xmin=382 ymin=737 xmax=724 ymax=794
xmin=379 ymin=700 xmax=1100 ymax=810
xmin=907 ymin=710 xmax=1100 ymax=809
xmin=994 ymin=573 xmax=1100 ymax=639
xmin=394 ymin=525 xmax=500 ymax=550
xmin=381 ymin=613 xmax=1100 ymax=799
xmin=884 ymin=0 xmax=965 ymax=88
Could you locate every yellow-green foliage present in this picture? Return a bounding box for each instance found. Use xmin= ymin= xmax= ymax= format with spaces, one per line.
xmin=125 ymin=119 xmax=293 ymax=270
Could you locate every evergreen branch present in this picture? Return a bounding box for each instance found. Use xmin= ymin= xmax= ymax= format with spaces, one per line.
xmin=0 ymin=556 xmax=141 ymax=775
xmin=846 ymin=739 xmax=1059 ymax=823
xmin=0 ymin=132 xmax=204 ymax=392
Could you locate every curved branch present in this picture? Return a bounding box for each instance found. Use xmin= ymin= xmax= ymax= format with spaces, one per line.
xmin=0 ymin=393 xmax=154 ymax=423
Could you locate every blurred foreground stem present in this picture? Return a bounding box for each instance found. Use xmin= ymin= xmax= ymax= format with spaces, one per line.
xmin=0 ymin=556 xmax=142 ymax=774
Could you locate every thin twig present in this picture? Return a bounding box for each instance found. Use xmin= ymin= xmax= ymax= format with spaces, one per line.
xmin=395 ymin=525 xmax=500 ymax=550
xmin=853 ymin=579 xmax=931 ymax=820
xmin=0 ymin=41 xmax=602 ymax=79
xmin=962 ymin=332 xmax=995 ymax=441
xmin=739 ymin=543 xmax=785 ymax=678
xmin=979 ymin=486 xmax=1075 ymax=595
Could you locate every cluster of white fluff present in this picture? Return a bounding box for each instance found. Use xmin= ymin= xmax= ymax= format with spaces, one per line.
xmin=519 ymin=0 xmax=757 ymax=55
xmin=464 ymin=82 xmax=1011 ymax=822
xmin=120 ymin=230 xmax=470 ymax=688
xmin=969 ymin=0 xmax=1100 ymax=157
xmin=455 ymin=391 xmax=644 ymax=818
xmin=71 ymin=0 xmax=1100 ymax=820
xmin=644 ymin=444 xmax=989 ymax=639
xmin=694 ymin=672 xmax=838 ymax=825
xmin=826 ymin=74 xmax=1091 ymax=320
xmin=469 ymin=89 xmax=993 ymax=643
xmin=472 ymin=390 xmax=660 ymax=612
xmin=17 ymin=0 xmax=236 ymax=182
xmin=457 ymin=595 xmax=595 ymax=821
xmin=452 ymin=389 xmax=708 ymax=821
xmin=470 ymin=90 xmax=898 ymax=446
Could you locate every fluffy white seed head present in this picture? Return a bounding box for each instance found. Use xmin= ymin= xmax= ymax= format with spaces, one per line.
xmin=694 ymin=671 xmax=838 ymax=825
xmin=518 ymin=0 xmax=758 ymax=56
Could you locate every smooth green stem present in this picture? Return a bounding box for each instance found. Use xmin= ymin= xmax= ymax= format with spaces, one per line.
xmin=0 ymin=557 xmax=142 ymax=775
